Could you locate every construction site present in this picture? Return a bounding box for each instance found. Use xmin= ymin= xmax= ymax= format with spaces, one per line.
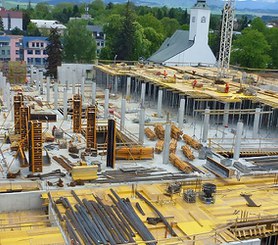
xmin=0 ymin=61 xmax=277 ymax=245
xmin=0 ymin=0 xmax=278 ymax=243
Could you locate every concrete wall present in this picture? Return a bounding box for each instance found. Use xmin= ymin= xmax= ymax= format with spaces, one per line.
xmin=0 ymin=190 xmax=44 ymax=212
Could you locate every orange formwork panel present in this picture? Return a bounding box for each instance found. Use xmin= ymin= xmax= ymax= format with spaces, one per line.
xmin=20 ymin=106 xmax=30 ymax=150
xmin=72 ymin=94 xmax=82 ymax=133
xmin=86 ymin=105 xmax=97 ymax=149
xmin=14 ymin=94 xmax=23 ymax=134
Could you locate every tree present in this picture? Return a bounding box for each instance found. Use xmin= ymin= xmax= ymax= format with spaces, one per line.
xmin=11 ymin=27 xmax=24 ymax=35
xmin=265 ymin=28 xmax=278 ymax=68
xmin=63 ymin=20 xmax=96 ymax=63
xmin=250 ymin=17 xmax=266 ymax=33
xmin=231 ymin=29 xmax=271 ymax=68
xmin=137 ymin=13 xmax=164 ymax=34
xmin=27 ymin=22 xmax=41 ymax=36
xmin=46 ymin=28 xmax=62 ymax=79
xmin=160 ymin=17 xmax=180 ymax=37
xmin=0 ymin=16 xmax=4 ymax=31
xmin=116 ymin=1 xmax=137 ymax=60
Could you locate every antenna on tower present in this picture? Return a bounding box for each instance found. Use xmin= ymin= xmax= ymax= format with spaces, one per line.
xmin=218 ymin=0 xmax=235 ymax=78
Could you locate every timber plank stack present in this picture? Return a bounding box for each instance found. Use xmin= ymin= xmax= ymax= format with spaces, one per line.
xmin=154 ymin=124 xmax=164 ymax=140
xmin=116 ymin=147 xmax=154 ymax=160
xmin=182 ymin=134 xmax=202 ymax=150
xmin=155 ymin=140 xmax=164 ymax=154
xmin=144 ymin=127 xmax=157 ymax=141
xmin=169 ymin=153 xmax=193 ymax=174
xmin=181 ymin=145 xmax=195 ymax=161
xmin=171 ymin=124 xmax=183 ymax=140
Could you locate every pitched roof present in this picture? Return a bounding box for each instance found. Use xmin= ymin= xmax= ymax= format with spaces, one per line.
xmin=148 ymin=30 xmax=194 ymax=64
xmin=0 ymin=36 xmax=10 ymax=42
xmin=31 ymin=19 xmax=66 ymax=30
xmin=0 ymin=8 xmax=22 ymax=18
xmin=22 ymin=36 xmax=48 ymax=48
xmin=86 ymin=25 xmax=103 ymax=33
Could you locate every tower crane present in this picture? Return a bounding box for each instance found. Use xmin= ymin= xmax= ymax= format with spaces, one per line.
xmin=218 ymin=0 xmax=235 ymax=78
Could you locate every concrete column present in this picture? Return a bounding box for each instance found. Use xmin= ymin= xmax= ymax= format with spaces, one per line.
xmin=46 ymin=77 xmax=50 ymax=102
xmin=126 ymin=76 xmax=131 ymax=98
xmin=139 ymin=108 xmax=145 ymax=144
xmin=81 ymin=77 xmax=85 ymax=103
xmin=63 ymin=88 xmax=68 ymax=120
xmin=233 ymin=121 xmax=244 ymax=161
xmin=36 ymin=78 xmax=40 ymax=91
xmin=120 ymin=99 xmax=126 ymax=131
xmin=54 ymin=82 xmax=58 ymax=110
xmin=178 ymin=98 xmax=185 ymax=129
xmin=104 ymin=89 xmax=109 ymax=119
xmin=106 ymin=74 xmax=109 ymax=88
xmin=202 ymin=109 xmax=210 ymax=143
xmin=163 ymin=122 xmax=171 ymax=164
xmin=140 ymin=83 xmax=146 ymax=105
xmin=157 ymin=89 xmax=163 ymax=118
xmin=10 ymin=91 xmax=14 ymax=119
xmin=2 ymin=77 xmax=6 ymax=103
xmin=114 ymin=76 xmax=118 ymax=94
xmin=253 ymin=108 xmax=261 ymax=138
xmin=72 ymin=70 xmax=76 ymax=95
xmin=223 ymin=103 xmax=229 ymax=126
xmin=30 ymin=65 xmax=34 ymax=82
xmin=6 ymin=82 xmax=10 ymax=110
xmin=92 ymin=82 xmax=96 ymax=105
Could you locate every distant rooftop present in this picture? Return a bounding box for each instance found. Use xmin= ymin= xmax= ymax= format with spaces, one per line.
xmin=31 ymin=19 xmax=67 ymax=30
xmin=22 ymin=36 xmax=48 ymax=48
xmin=148 ymin=30 xmax=194 ymax=64
xmin=0 ymin=7 xmax=22 ymax=18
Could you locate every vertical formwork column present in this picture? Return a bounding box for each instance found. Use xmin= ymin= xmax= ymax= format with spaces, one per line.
xmin=63 ymin=88 xmax=68 ymax=120
xmin=253 ymin=108 xmax=261 ymax=138
xmin=86 ymin=105 xmax=97 ymax=149
xmin=28 ymin=121 xmax=42 ymax=173
xmin=20 ymin=106 xmax=30 ymax=150
xmin=126 ymin=76 xmax=131 ymax=99
xmin=72 ymin=94 xmax=82 ymax=133
xmin=233 ymin=121 xmax=244 ymax=161
xmin=178 ymin=98 xmax=185 ymax=129
xmin=14 ymin=94 xmax=23 ymax=134
xmin=81 ymin=77 xmax=85 ymax=103
xmin=202 ymin=109 xmax=210 ymax=143
xmin=141 ymin=83 xmax=146 ymax=105
xmin=46 ymin=77 xmax=50 ymax=102
xmin=104 ymin=89 xmax=109 ymax=119
xmin=163 ymin=122 xmax=171 ymax=164
xmin=120 ymin=99 xmax=126 ymax=131
xmin=157 ymin=89 xmax=163 ymax=118
xmin=223 ymin=102 xmax=229 ymax=126
xmin=139 ymin=108 xmax=145 ymax=144
xmin=107 ymin=118 xmax=116 ymax=168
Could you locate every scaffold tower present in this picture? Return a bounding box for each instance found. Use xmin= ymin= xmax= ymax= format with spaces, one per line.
xmin=218 ymin=0 xmax=235 ymax=77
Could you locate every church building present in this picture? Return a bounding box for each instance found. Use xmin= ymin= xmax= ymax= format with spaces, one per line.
xmin=148 ymin=0 xmax=216 ymax=66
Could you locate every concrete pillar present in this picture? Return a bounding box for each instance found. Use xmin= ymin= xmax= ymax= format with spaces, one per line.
xmin=54 ymin=82 xmax=58 ymax=110
xmin=92 ymin=82 xmax=96 ymax=105
xmin=163 ymin=122 xmax=171 ymax=164
xmin=178 ymin=98 xmax=185 ymax=129
xmin=233 ymin=121 xmax=244 ymax=161
xmin=36 ymin=79 xmax=40 ymax=91
xmin=2 ymin=77 xmax=6 ymax=103
xmin=139 ymin=108 xmax=145 ymax=144
xmin=30 ymin=65 xmax=34 ymax=82
xmin=46 ymin=77 xmax=50 ymax=102
xmin=202 ymin=109 xmax=210 ymax=143
xmin=126 ymin=76 xmax=131 ymax=98
xmin=104 ymin=89 xmax=109 ymax=119
xmin=106 ymin=74 xmax=109 ymax=88
xmin=120 ymin=99 xmax=126 ymax=131
xmin=114 ymin=76 xmax=118 ymax=94
xmin=223 ymin=103 xmax=229 ymax=126
xmin=253 ymin=108 xmax=261 ymax=138
xmin=6 ymin=82 xmax=10 ymax=110
xmin=72 ymin=70 xmax=76 ymax=95
xmin=157 ymin=89 xmax=163 ymax=117
xmin=81 ymin=77 xmax=85 ymax=103
xmin=63 ymin=88 xmax=68 ymax=120
xmin=10 ymin=91 xmax=14 ymax=119
xmin=140 ymin=83 xmax=146 ymax=105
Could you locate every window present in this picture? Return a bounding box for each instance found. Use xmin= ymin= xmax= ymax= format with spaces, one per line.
xmin=41 ymin=42 xmax=44 ymax=47
xmin=27 ymin=57 xmax=34 ymax=64
xmin=201 ymin=16 xmax=206 ymax=23
xmin=36 ymin=42 xmax=40 ymax=47
xmin=15 ymin=50 xmax=19 ymax=55
xmin=27 ymin=49 xmax=33 ymax=55
xmin=35 ymin=58 xmax=41 ymax=65
xmin=192 ymin=16 xmax=196 ymax=23
xmin=15 ymin=42 xmax=20 ymax=47
xmin=43 ymin=50 xmax=47 ymax=55
xmin=35 ymin=50 xmax=41 ymax=55
xmin=1 ymin=50 xmax=5 ymax=55
xmin=101 ymin=41 xmax=104 ymax=47
xmin=7 ymin=50 xmax=10 ymax=55
xmin=32 ymin=42 xmax=35 ymax=47
xmin=97 ymin=41 xmax=100 ymax=46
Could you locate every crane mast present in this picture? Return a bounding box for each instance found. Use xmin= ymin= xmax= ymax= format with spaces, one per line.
xmin=218 ymin=0 xmax=235 ymax=77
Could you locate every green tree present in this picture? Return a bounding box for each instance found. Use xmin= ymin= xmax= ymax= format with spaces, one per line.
xmin=27 ymin=22 xmax=41 ymax=36
xmin=63 ymin=20 xmax=96 ymax=63
xmin=22 ymin=10 xmax=32 ymax=31
xmin=0 ymin=16 xmax=4 ymax=31
xmin=46 ymin=28 xmax=62 ymax=79
xmin=231 ymin=29 xmax=271 ymax=68
xmin=116 ymin=1 xmax=137 ymax=60
xmin=11 ymin=27 xmax=24 ymax=35
xmin=143 ymin=27 xmax=164 ymax=57
xmin=160 ymin=17 xmax=179 ymax=37
xmin=265 ymin=28 xmax=278 ymax=68
xmin=137 ymin=13 xmax=164 ymax=34
xmin=250 ymin=17 xmax=266 ymax=33
xmin=32 ymin=3 xmax=52 ymax=19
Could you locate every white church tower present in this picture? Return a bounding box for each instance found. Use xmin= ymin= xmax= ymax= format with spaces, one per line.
xmin=189 ymin=0 xmax=211 ymax=45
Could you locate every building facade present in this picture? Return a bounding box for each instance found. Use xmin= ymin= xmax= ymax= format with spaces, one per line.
xmin=0 ymin=8 xmax=23 ymax=31
xmin=30 ymin=19 xmax=67 ymax=36
xmin=22 ymin=37 xmax=48 ymax=67
xmin=86 ymin=25 xmax=106 ymax=56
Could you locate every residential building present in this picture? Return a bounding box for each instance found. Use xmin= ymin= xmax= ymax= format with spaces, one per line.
xmin=0 ymin=8 xmax=23 ymax=31
xmin=86 ymin=25 xmax=106 ymax=56
xmin=0 ymin=36 xmax=10 ymax=61
xmin=22 ymin=36 xmax=48 ymax=67
xmin=30 ymin=19 xmax=67 ymax=36
xmin=0 ymin=35 xmax=23 ymax=61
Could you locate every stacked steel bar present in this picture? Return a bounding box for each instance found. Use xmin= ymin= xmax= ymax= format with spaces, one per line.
xmin=55 ymin=189 xmax=156 ymax=245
